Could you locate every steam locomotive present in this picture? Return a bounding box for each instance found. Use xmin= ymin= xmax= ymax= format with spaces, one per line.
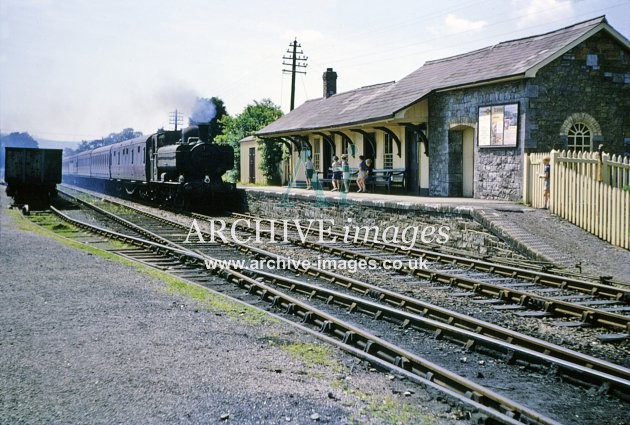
xmin=62 ymin=124 xmax=238 ymax=210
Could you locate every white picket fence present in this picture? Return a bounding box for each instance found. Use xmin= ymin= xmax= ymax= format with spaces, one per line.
xmin=523 ymin=150 xmax=630 ymax=250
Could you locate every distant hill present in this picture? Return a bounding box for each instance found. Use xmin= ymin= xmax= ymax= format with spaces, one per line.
xmin=0 ymin=133 xmax=79 ymax=152
xmin=1 ymin=132 xmax=39 ymax=180
xmin=36 ymin=138 xmax=80 ymax=151
xmin=0 ymin=133 xmax=79 ymax=179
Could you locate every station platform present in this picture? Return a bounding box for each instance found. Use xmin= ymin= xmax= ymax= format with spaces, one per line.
xmin=240 ymin=185 xmax=630 ymax=283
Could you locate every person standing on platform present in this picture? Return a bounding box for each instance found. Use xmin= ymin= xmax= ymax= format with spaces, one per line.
xmin=331 ymin=155 xmax=342 ymax=191
xmin=365 ymin=158 xmax=374 ymax=192
xmin=356 ymin=155 xmax=368 ymax=193
xmin=304 ymin=155 xmax=314 ymax=190
xmin=341 ymin=154 xmax=351 ymax=193
xmin=539 ymin=157 xmax=550 ymax=209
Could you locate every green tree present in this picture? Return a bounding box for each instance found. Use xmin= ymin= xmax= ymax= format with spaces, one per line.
xmin=215 ymin=99 xmax=283 ymax=183
xmin=189 ymin=96 xmax=228 ymax=141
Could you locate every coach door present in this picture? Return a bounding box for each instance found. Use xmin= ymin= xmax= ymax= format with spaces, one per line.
xmin=248 ymin=147 xmax=256 ymax=183
xmin=149 ymin=136 xmax=158 ymax=182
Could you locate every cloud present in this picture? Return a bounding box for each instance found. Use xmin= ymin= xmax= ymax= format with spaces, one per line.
xmin=513 ymin=0 xmax=574 ymax=28
xmin=444 ymin=14 xmax=487 ymax=34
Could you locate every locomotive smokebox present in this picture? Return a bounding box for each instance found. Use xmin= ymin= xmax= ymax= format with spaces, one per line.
xmin=197 ymin=124 xmax=210 ymax=143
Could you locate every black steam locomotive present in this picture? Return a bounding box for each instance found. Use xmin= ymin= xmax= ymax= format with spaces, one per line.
xmin=62 ymin=124 xmax=237 ymax=210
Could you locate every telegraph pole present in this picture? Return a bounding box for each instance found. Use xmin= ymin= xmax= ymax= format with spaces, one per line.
xmin=169 ymin=109 xmax=183 ymax=131
xmin=282 ymin=39 xmax=308 ymax=111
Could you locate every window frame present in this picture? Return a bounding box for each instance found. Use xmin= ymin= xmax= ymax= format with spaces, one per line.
xmin=313 ymin=137 xmax=321 ymax=170
xmin=383 ymin=133 xmax=393 ymax=169
xmin=567 ymin=122 xmax=592 ymax=151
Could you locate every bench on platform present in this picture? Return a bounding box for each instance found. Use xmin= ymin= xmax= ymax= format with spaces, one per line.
xmin=317 ymin=169 xmax=359 ymax=190
xmin=366 ymin=168 xmax=406 ymax=192
xmin=315 ymin=168 xmax=406 ymax=192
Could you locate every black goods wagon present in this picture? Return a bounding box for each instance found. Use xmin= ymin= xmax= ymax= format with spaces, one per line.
xmin=4 ymin=147 xmax=62 ymax=208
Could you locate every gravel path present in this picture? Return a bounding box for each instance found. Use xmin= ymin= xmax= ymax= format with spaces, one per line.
xmin=0 ymin=191 xmax=465 ymax=425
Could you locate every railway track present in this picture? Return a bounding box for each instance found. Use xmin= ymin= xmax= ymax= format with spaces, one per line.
xmin=190 ymin=212 xmax=630 ymax=335
xmin=42 ymin=187 xmax=630 ymax=424
xmin=61 ymin=188 xmax=630 ymax=334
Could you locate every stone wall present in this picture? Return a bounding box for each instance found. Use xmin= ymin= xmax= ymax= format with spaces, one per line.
xmin=244 ymin=191 xmax=525 ymax=258
xmin=427 ymin=30 xmax=629 ymax=200
xmin=526 ymin=31 xmax=630 ymax=154
xmin=428 ymin=81 xmax=527 ymax=200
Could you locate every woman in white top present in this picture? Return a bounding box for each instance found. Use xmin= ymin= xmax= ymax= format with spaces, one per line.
xmin=330 ymin=155 xmax=342 ymax=191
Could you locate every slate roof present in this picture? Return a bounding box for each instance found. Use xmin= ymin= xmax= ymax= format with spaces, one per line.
xmin=258 ymin=16 xmax=624 ymax=136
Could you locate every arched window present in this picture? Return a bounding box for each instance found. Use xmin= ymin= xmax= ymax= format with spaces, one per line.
xmin=560 ymin=113 xmax=600 ymax=152
xmin=567 ymin=122 xmax=591 ymax=151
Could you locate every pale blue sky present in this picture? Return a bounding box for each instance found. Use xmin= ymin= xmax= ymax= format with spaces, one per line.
xmin=1 ymin=0 xmax=629 ymax=144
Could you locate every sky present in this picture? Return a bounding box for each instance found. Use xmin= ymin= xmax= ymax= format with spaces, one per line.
xmin=1 ymin=0 xmax=629 ymax=147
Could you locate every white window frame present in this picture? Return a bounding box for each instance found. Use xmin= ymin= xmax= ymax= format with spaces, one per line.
xmin=567 ymin=122 xmax=592 ymax=151
xmin=313 ymin=137 xmax=321 ymax=170
xmin=383 ymin=134 xmax=393 ymax=169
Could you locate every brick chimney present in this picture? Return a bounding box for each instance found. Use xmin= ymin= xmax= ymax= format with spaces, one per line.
xmin=322 ymin=67 xmax=337 ymax=98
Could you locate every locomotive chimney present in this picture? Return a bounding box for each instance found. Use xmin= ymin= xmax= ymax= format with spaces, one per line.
xmin=322 ymin=67 xmax=337 ymax=98
xmin=197 ymin=123 xmax=210 ymax=143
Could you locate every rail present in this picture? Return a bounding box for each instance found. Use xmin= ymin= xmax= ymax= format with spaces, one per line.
xmin=61 ymin=190 xmax=630 ymax=386
xmin=44 ymin=201 xmax=559 ymax=425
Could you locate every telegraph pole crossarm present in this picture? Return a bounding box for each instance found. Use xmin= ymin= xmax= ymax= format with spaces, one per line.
xmin=169 ymin=109 xmax=183 ymax=131
xmin=282 ymin=38 xmax=308 ymax=111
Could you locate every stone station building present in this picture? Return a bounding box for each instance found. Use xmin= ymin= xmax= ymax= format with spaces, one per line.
xmin=252 ymin=16 xmax=630 ymax=200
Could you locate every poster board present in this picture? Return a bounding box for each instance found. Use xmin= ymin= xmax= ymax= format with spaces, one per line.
xmin=478 ymin=103 xmax=518 ymax=147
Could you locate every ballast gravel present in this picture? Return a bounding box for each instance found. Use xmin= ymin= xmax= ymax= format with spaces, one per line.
xmin=0 ymin=193 xmax=466 ymax=424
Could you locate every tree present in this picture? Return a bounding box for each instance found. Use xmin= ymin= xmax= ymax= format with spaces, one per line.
xmin=188 ymin=97 xmax=228 ymax=142
xmin=0 ymin=132 xmax=38 ymax=169
xmin=215 ymin=99 xmax=283 ymax=183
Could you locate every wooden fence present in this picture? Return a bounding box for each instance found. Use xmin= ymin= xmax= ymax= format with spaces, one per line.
xmin=523 ymin=150 xmax=630 ymax=250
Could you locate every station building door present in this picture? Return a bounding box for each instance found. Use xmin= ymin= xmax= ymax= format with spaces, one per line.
xmin=405 ymin=127 xmax=430 ymax=195
xmin=248 ymin=147 xmax=256 ymax=184
xmin=462 ymin=128 xmax=474 ymax=197
xmin=447 ymin=127 xmax=474 ymax=197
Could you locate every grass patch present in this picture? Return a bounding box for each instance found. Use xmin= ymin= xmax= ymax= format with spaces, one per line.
xmin=160 ymin=272 xmax=276 ymax=325
xmin=282 ymin=341 xmax=347 ymax=374
xmin=93 ymin=200 xmax=131 ymax=215
xmin=10 ymin=209 xmax=135 ymax=263
xmin=354 ymin=395 xmax=432 ymax=425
